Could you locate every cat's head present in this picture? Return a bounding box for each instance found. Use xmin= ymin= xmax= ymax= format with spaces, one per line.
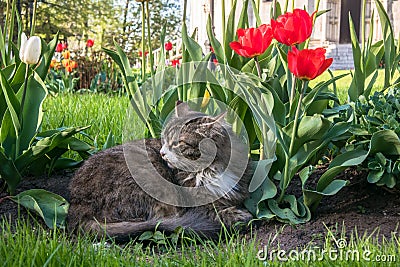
xmin=160 ymin=102 xmax=228 ymax=171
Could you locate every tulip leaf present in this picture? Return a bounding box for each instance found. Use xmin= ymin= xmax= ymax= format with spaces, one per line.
xmin=0 ymin=69 xmax=21 ymax=139
xmin=206 ymin=15 xmax=225 ymax=64
xmin=17 ymin=71 xmax=47 ymax=154
xmin=224 ymin=0 xmax=237 ymax=64
xmin=2 ymin=64 xmax=16 ymax=81
xmin=36 ymin=32 xmax=59 ymax=81
xmin=0 ymin=148 xmax=22 ymax=194
xmin=348 ymin=14 xmax=364 ymax=101
xmin=267 ymin=198 xmax=310 ymax=224
xmin=237 ymin=0 xmax=249 ymax=30
xmin=181 ymin=23 xmax=203 ymax=62
xmin=374 ymin=0 xmax=396 ymax=88
xmin=10 ymin=189 xmax=69 ymax=228
xmin=250 ymin=0 xmax=262 ymax=26
xmin=14 ymin=126 xmax=90 ymax=171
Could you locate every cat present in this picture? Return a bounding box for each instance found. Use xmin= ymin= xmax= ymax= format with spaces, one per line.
xmin=67 ymin=102 xmax=254 ymax=242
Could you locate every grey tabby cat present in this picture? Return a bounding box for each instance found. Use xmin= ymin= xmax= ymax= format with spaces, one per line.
xmin=68 ymin=103 xmax=253 ymax=242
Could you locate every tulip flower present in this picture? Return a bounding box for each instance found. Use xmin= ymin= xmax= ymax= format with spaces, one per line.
xmin=288 ymin=46 xmax=333 ymax=80
xmin=62 ymin=59 xmax=70 ymax=67
xmin=62 ymin=50 xmax=70 ymax=59
xmin=171 ymin=59 xmax=180 ymax=67
xmin=165 ymin=41 xmax=173 ymax=51
xmin=62 ymin=42 xmax=68 ymax=50
xmin=229 ymin=24 xmax=273 ymax=58
xmin=19 ymin=33 xmax=41 ymax=65
xmin=66 ymin=65 xmax=73 ymax=73
xmin=86 ymin=39 xmax=94 ymax=48
xmin=50 ymin=59 xmax=57 ymax=68
xmin=56 ymin=43 xmax=63 ymax=52
xmin=271 ymin=9 xmax=315 ymax=46
xmin=70 ymin=60 xmax=78 ymax=69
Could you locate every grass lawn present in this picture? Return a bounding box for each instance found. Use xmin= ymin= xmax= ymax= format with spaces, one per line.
xmin=1 ymin=218 xmax=399 ymax=266
xmin=2 ymin=71 xmax=398 ymax=266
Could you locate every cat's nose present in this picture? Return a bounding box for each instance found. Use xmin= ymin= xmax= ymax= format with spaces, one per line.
xmin=160 ymin=147 xmax=166 ymax=157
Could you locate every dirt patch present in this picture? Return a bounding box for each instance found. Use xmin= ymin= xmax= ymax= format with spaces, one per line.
xmin=254 ymin=167 xmax=400 ymax=250
xmin=1 ymin=167 xmax=399 ymax=249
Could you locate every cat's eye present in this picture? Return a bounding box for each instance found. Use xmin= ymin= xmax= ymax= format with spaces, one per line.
xmin=171 ymin=141 xmax=179 ymax=147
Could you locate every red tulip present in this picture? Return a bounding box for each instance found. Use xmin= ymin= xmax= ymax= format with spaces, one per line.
xmin=271 ymin=9 xmax=315 ymax=46
xmin=165 ymin=41 xmax=173 ymax=51
xmin=213 ymin=58 xmax=218 ymax=66
xmin=288 ymin=46 xmax=333 ymax=80
xmin=171 ymin=59 xmax=180 ymax=67
xmin=138 ymin=51 xmax=149 ymax=57
xmin=86 ymin=39 xmax=94 ymax=47
xmin=62 ymin=42 xmax=68 ymax=50
xmin=229 ymin=24 xmax=273 ymax=58
xmin=56 ymin=43 xmax=63 ymax=52
xmin=210 ymin=46 xmax=214 ymax=53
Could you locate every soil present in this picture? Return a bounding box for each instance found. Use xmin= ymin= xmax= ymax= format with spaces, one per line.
xmin=1 ymin=166 xmax=399 ymax=250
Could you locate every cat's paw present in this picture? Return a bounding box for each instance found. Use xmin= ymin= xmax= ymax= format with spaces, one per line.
xmin=218 ymin=207 xmax=253 ymax=227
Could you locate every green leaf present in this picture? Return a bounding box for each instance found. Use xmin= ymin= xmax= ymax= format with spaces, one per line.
xmin=249 ymin=159 xmax=277 ymax=193
xmin=267 ymin=198 xmax=311 ymax=224
xmin=224 ymin=0 xmax=237 ymax=64
xmin=17 ymin=71 xmax=48 ymax=154
xmin=348 ymin=14 xmax=364 ymax=101
xmin=36 ymin=33 xmax=59 ymax=81
xmin=369 ymin=130 xmax=400 ymax=156
xmin=0 ymin=149 xmax=22 ymax=194
xmin=10 ymin=189 xmax=69 ymax=228
xmin=0 ymin=69 xmax=21 ymax=137
xmin=182 ymin=23 xmax=203 ymax=62
xmin=2 ymin=64 xmax=16 ymax=81
xmin=102 ymin=131 xmax=115 ymax=150
xmin=14 ymin=126 xmax=90 ymax=171
xmin=206 ymin=15 xmax=225 ymax=64
xmin=374 ymin=0 xmax=396 ymax=88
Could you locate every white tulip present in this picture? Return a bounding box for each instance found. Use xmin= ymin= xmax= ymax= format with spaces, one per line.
xmin=19 ymin=33 xmax=41 ymax=65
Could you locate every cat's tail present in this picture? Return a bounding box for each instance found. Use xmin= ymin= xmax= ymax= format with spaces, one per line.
xmin=87 ymin=210 xmax=223 ymax=242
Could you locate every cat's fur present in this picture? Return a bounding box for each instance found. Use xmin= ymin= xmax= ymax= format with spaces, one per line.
xmin=68 ymin=103 xmax=253 ymax=242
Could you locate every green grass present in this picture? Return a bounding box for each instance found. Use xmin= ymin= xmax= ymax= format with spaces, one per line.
xmin=310 ymin=69 xmax=386 ymax=103
xmin=1 ymin=219 xmax=398 ymax=266
xmin=42 ymin=93 xmax=145 ymax=147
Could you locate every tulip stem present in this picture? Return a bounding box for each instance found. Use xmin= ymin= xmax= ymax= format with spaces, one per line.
xmin=254 ymin=57 xmax=264 ymax=160
xmin=289 ymin=72 xmax=296 ymax=111
xmin=30 ymin=0 xmax=38 ymax=36
xmin=272 ymin=0 xmax=277 ymax=19
xmin=16 ymin=64 xmax=29 ymax=159
xmin=279 ymin=80 xmax=308 ymax=203
xmin=145 ymin=0 xmax=154 ymax=75
xmin=254 ymin=56 xmax=262 ymax=78
xmin=141 ymin=1 xmax=146 ymax=81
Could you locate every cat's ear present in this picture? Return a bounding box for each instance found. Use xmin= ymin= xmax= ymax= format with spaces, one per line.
xmin=175 ymin=101 xmax=189 ymax=117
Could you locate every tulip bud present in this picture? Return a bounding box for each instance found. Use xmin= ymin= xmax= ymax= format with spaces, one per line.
xmin=19 ymin=33 xmax=42 ymax=65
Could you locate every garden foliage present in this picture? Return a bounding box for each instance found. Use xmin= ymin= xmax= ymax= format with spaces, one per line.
xmin=0 ymin=1 xmax=92 ymax=227
xmin=107 ymin=0 xmax=400 ymax=225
